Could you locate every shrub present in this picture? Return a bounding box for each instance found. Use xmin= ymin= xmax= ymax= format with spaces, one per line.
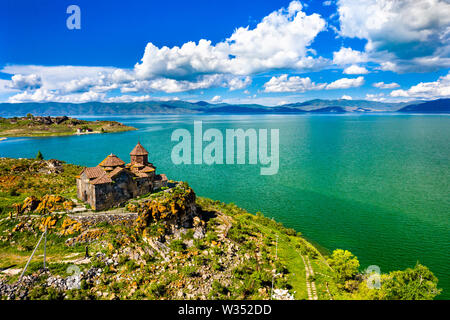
xmin=169 ymin=239 xmax=186 ymax=252
xmin=149 ymin=282 xmax=166 ymax=297
xmin=9 ymin=188 xmax=19 ymax=197
xmin=327 ymin=249 xmax=360 ymax=284
xmin=36 ymin=151 xmax=44 ymax=160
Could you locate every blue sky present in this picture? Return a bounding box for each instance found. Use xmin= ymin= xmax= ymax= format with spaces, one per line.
xmin=0 ymin=0 xmax=449 ymax=105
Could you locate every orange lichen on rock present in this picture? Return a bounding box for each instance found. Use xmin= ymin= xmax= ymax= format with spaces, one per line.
xmin=39 ymin=215 xmax=58 ymax=232
xmin=66 ymin=228 xmax=106 ymax=245
xmin=131 ymin=182 xmax=196 ymax=232
xmin=59 ymin=217 xmax=82 ymax=236
xmin=35 ymin=195 xmax=66 ymax=214
xmin=21 ymin=196 xmax=40 ymax=213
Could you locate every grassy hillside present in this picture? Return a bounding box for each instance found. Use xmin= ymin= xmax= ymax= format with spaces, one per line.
xmin=0 ymin=158 xmax=441 ymax=300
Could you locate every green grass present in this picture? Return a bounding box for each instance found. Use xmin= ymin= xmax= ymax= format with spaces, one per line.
xmin=198 ymin=196 xmax=332 ymax=300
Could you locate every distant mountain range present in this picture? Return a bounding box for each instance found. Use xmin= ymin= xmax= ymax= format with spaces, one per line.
xmin=0 ymin=98 xmax=448 ymax=116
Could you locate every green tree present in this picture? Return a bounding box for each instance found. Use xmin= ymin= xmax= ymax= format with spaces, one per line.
xmin=381 ymin=263 xmax=441 ymax=300
xmin=26 ymin=113 xmax=34 ymax=119
xmin=36 ymin=150 xmax=44 ymax=160
xmin=328 ymin=249 xmax=360 ymax=283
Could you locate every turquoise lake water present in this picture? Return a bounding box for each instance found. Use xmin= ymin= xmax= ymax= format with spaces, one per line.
xmin=1 ymin=114 xmax=449 ymax=298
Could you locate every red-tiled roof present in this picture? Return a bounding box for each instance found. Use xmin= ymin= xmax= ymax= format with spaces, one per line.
xmin=109 ymin=167 xmax=124 ymax=178
xmin=130 ymin=142 xmax=149 ymax=156
xmin=135 ymin=172 xmax=150 ymax=178
xmin=141 ymin=166 xmax=155 ymax=173
xmin=81 ymin=166 xmax=105 ymax=179
xmin=98 ymin=154 xmax=125 ymax=167
xmin=90 ymin=173 xmax=113 ymax=185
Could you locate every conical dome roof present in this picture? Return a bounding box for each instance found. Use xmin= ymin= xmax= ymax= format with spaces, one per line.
xmin=98 ymin=154 xmax=125 ymax=167
xmin=130 ymin=142 xmax=149 ymax=156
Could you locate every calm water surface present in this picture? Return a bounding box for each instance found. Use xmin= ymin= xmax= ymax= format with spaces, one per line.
xmin=1 ymin=114 xmax=449 ymax=298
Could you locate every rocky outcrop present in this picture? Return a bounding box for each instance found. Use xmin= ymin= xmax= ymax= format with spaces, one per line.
xmin=13 ymin=195 xmax=74 ymax=215
xmin=130 ymin=182 xmax=197 ymax=234
xmin=0 ymin=268 xmax=102 ymax=300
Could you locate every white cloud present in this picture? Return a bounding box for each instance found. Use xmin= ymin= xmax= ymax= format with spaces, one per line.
xmin=2 ymin=65 xmax=117 ymax=91
xmin=135 ymin=1 xmax=327 ymax=78
xmin=8 ymin=88 xmax=106 ymax=103
xmin=8 ymin=74 xmax=42 ymax=90
xmin=263 ymin=74 xmax=365 ymax=92
xmin=106 ymin=95 xmax=153 ymax=103
xmin=263 ymin=74 xmax=326 ymax=92
xmin=390 ymin=72 xmax=450 ymax=99
xmin=343 ymin=65 xmax=369 ymax=74
xmin=365 ymin=93 xmax=386 ymax=101
xmin=211 ymin=95 xmax=221 ymax=102
xmin=341 ymin=95 xmax=352 ymax=100
xmin=0 ymin=80 xmax=19 ymax=94
xmin=326 ymin=76 xmax=365 ymax=89
xmin=120 ymin=74 xmax=250 ymax=94
xmin=332 ymin=47 xmax=367 ymax=65
xmin=227 ymin=76 xmax=252 ymax=91
xmin=1 ymin=64 xmax=252 ymax=101
xmin=373 ymin=81 xmax=400 ymax=89
xmin=337 ymin=0 xmax=450 ymax=72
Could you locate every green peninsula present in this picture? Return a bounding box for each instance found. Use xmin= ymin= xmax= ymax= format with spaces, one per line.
xmin=0 ymin=114 xmax=135 ymax=138
xmin=0 ymin=157 xmax=441 ymax=300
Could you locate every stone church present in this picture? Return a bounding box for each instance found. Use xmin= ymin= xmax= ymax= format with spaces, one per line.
xmin=76 ymin=142 xmax=168 ymax=210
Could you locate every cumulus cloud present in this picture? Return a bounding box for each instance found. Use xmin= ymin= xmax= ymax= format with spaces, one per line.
xmin=120 ymin=74 xmax=251 ymax=94
xmin=8 ymin=74 xmax=42 ymax=90
xmin=263 ymin=74 xmax=326 ymax=92
xmin=8 ymin=88 xmax=106 ymax=103
xmin=1 ymin=64 xmax=252 ymax=102
xmin=343 ymin=65 xmax=368 ymax=74
xmin=263 ymin=74 xmax=364 ymax=92
xmin=227 ymin=76 xmax=252 ymax=91
xmin=341 ymin=95 xmax=352 ymax=100
xmin=3 ymin=0 xmax=449 ymax=103
xmin=326 ymin=76 xmax=364 ymax=89
xmin=332 ymin=47 xmax=367 ymax=65
xmin=2 ymin=65 xmax=117 ymax=91
xmin=365 ymin=93 xmax=386 ymax=101
xmin=0 ymin=80 xmax=19 ymax=94
xmin=135 ymin=1 xmax=327 ymax=78
xmin=373 ymin=81 xmax=400 ymax=89
xmin=337 ymin=0 xmax=450 ymax=72
xmin=211 ymin=95 xmax=221 ymax=102
xmin=106 ymin=95 xmax=153 ymax=103
xmin=390 ymin=72 xmax=450 ymax=98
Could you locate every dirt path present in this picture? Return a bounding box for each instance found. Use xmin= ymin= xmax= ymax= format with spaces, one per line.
xmin=300 ymin=254 xmax=318 ymax=300
xmin=214 ymin=211 xmax=233 ymax=240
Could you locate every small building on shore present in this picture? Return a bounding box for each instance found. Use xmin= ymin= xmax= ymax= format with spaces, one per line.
xmin=76 ymin=142 xmax=167 ymax=210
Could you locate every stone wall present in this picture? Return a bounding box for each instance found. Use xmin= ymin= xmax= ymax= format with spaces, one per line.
xmin=68 ymin=213 xmax=138 ymax=226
